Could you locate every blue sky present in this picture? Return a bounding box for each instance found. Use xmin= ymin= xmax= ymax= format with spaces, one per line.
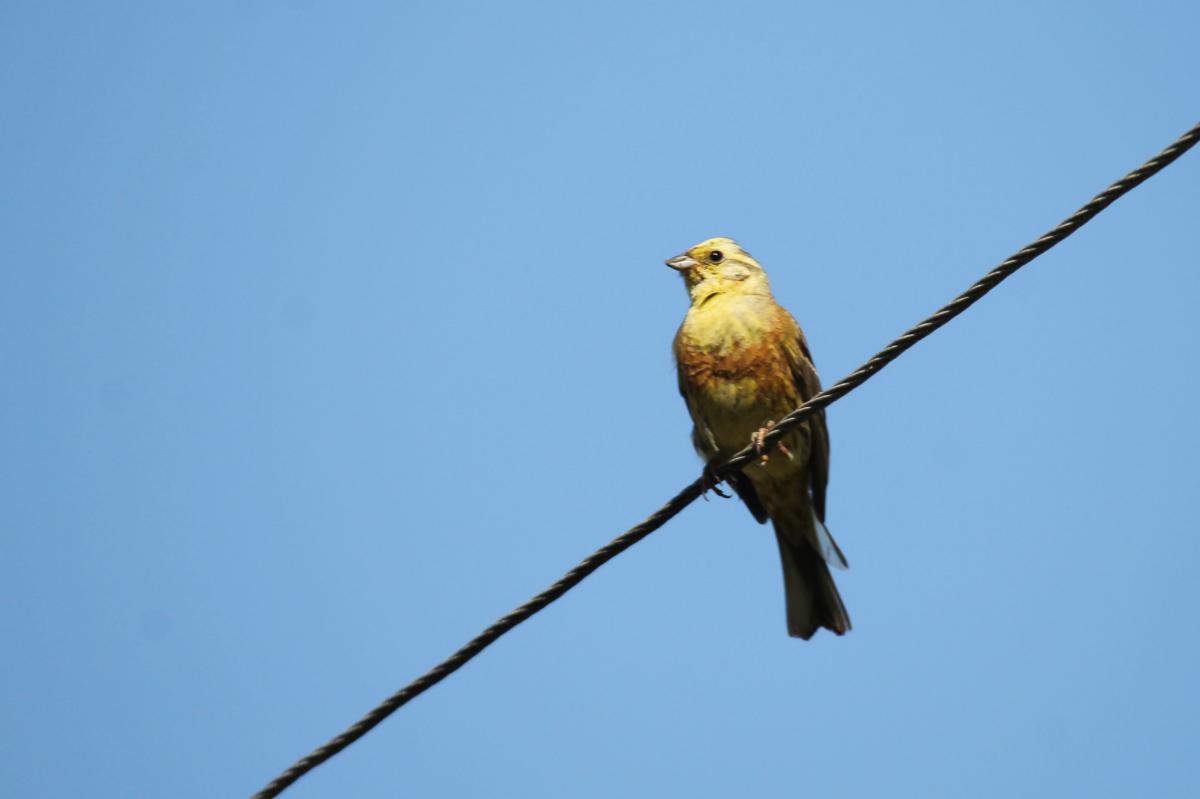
xmin=2 ymin=2 xmax=1198 ymax=797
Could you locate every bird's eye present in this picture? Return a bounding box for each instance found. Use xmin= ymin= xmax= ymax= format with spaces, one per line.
xmin=708 ymin=250 xmax=724 ymax=263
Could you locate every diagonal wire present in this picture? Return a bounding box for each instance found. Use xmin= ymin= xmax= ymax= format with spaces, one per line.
xmin=252 ymin=120 xmax=1200 ymax=799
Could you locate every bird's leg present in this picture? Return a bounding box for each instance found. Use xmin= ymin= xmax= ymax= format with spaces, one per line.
xmin=701 ymin=462 xmax=731 ymax=500
xmin=752 ymin=421 xmax=794 ymax=466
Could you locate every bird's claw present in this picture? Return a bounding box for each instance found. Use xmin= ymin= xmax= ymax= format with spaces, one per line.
xmin=701 ymin=463 xmax=731 ymax=501
xmin=752 ymin=421 xmax=793 ymax=466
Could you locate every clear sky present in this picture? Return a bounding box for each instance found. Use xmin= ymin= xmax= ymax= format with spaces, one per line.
xmin=3 ymin=2 xmax=1198 ymax=797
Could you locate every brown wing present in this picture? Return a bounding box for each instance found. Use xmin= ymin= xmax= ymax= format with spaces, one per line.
xmin=725 ymin=471 xmax=769 ymax=523
xmin=788 ymin=324 xmax=830 ymax=523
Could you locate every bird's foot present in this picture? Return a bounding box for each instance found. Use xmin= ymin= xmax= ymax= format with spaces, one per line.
xmin=700 ymin=462 xmax=731 ymax=501
xmin=752 ymin=421 xmax=793 ymax=466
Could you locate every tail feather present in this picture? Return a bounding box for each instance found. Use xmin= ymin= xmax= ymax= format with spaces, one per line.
xmin=774 ymin=514 xmax=851 ymax=639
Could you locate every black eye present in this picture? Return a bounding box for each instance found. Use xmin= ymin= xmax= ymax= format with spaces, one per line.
xmin=708 ymin=250 xmax=724 ymax=263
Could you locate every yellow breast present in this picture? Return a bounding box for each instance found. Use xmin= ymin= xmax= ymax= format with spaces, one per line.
xmin=674 ymin=294 xmax=802 ymax=454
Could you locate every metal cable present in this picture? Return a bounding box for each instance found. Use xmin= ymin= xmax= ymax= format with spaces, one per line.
xmin=252 ymin=120 xmax=1200 ymax=799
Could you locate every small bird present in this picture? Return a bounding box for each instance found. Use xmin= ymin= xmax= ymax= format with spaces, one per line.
xmin=667 ymin=237 xmax=850 ymax=639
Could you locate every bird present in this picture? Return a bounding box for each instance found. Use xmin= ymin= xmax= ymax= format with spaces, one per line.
xmin=667 ymin=236 xmax=850 ymax=639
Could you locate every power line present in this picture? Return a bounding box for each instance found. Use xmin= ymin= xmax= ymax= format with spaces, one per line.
xmin=251 ymin=120 xmax=1200 ymax=799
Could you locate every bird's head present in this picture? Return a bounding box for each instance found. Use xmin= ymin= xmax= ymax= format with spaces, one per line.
xmin=665 ymin=237 xmax=771 ymax=304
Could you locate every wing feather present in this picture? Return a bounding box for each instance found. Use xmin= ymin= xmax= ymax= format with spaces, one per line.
xmin=786 ymin=320 xmax=831 ymax=524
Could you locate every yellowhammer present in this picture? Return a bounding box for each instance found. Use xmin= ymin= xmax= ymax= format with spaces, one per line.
xmin=668 ymin=237 xmax=850 ymax=639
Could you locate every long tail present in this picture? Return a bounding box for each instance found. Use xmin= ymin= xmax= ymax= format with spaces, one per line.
xmin=773 ymin=511 xmax=851 ymax=640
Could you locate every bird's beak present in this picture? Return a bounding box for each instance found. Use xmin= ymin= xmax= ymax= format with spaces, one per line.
xmin=665 ymin=253 xmax=699 ymax=271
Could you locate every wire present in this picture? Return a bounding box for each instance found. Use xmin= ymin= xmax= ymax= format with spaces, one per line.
xmin=251 ymin=120 xmax=1200 ymax=799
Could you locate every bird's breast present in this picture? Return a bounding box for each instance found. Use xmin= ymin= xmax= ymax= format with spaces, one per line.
xmin=674 ymin=296 xmax=800 ymax=420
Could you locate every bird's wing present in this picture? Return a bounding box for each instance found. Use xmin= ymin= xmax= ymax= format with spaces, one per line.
xmin=786 ymin=323 xmax=831 ymax=524
xmin=725 ymin=470 xmax=770 ymax=523
xmin=785 ymin=322 xmax=847 ymax=568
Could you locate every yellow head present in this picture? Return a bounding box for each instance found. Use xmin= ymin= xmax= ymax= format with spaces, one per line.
xmin=665 ymin=237 xmax=771 ymax=304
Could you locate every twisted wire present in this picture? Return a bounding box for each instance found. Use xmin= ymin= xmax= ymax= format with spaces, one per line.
xmin=252 ymin=120 xmax=1200 ymax=799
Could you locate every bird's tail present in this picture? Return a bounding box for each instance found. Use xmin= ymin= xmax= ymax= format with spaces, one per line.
xmin=773 ymin=508 xmax=851 ymax=640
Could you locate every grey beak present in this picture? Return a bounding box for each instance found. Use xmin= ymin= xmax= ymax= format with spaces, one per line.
xmin=665 ymin=254 xmax=699 ymax=271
